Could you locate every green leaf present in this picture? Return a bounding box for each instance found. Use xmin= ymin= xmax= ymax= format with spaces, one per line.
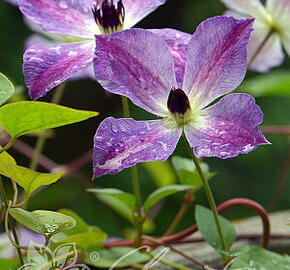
xmin=56 ymin=231 xmax=107 ymax=249
xmin=195 ymin=205 xmax=236 ymax=251
xmin=93 ymin=193 xmax=134 ymax=223
xmin=143 ymin=185 xmax=194 ymax=211
xmin=0 ymin=73 xmax=15 ymax=106
xmin=0 ymin=258 xmax=20 ymax=270
xmin=58 ymin=209 xmax=89 ymax=234
xmin=172 ymin=156 xmax=214 ymax=186
xmin=9 ymin=208 xmax=76 ymax=237
xmin=0 ymin=164 xmax=63 ymax=196
xmin=143 ymin=160 xmax=176 ymax=187
xmin=241 ymin=70 xmax=290 ymax=97
xmin=88 ymin=188 xmax=136 ymax=211
xmin=86 ymin=247 xmax=150 ymax=268
xmin=230 ymin=246 xmax=290 ymax=270
xmin=0 ymin=146 xmax=16 ymax=165
xmin=0 ymin=101 xmax=98 ymax=138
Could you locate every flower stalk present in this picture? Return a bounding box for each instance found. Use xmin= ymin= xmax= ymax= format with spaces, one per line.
xmin=185 ymin=138 xmax=227 ymax=251
xmin=121 ymin=96 xmax=143 ymax=247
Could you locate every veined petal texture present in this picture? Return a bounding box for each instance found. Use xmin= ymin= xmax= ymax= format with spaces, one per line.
xmin=93 ymin=117 xmax=181 ymax=178
xmin=23 ymin=41 xmax=95 ymax=100
xmin=149 ymin=28 xmax=192 ymax=88
xmin=184 ymin=94 xmax=269 ymax=159
xmin=94 ymin=29 xmax=177 ymax=116
xmin=19 ymin=0 xmax=98 ymax=38
xmin=183 ymin=16 xmax=254 ymax=109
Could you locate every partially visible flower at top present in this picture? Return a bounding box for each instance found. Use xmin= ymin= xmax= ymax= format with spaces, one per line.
xmin=221 ymin=0 xmax=290 ymax=73
xmin=92 ymin=16 xmax=270 ymax=178
xmin=4 ymin=0 xmax=95 ymax=80
xmin=18 ymin=0 xmax=168 ymax=100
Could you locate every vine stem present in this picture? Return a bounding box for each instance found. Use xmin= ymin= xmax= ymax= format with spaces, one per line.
xmin=29 ymin=82 xmax=67 ymax=170
xmin=185 ymin=138 xmax=227 ymax=251
xmin=121 ymin=96 xmax=143 ymax=246
xmin=143 ymin=235 xmax=208 ymax=269
xmin=104 ymin=198 xmax=270 ymax=249
xmin=0 ymin=137 xmax=15 ymax=154
xmin=0 ymin=177 xmax=25 ymax=265
xmin=247 ymin=29 xmax=273 ymax=69
xmin=146 ymin=250 xmax=195 ymax=270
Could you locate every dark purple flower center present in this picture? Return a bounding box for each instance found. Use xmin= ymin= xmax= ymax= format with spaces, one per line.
xmin=167 ymin=88 xmax=191 ymax=116
xmin=93 ymin=0 xmax=125 ymax=34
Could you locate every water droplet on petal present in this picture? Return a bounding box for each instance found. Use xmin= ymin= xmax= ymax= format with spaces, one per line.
xmin=111 ymin=124 xmax=118 ymax=133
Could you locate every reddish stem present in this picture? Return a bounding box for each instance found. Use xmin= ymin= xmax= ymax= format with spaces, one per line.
xmin=104 ymin=198 xmax=271 ymax=249
xmin=260 ymin=125 xmax=290 ymax=135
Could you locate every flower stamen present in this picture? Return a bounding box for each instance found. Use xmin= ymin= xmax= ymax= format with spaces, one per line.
xmin=167 ymin=88 xmax=191 ymax=126
xmin=93 ymin=0 xmax=125 ymax=34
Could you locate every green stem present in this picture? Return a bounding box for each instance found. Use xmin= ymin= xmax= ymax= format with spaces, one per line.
xmin=247 ymin=29 xmax=273 ymax=69
xmin=185 ymin=139 xmax=227 ymax=251
xmin=121 ymin=96 xmax=130 ymax=118
xmin=0 ymin=177 xmax=25 ymax=265
xmin=29 ymin=82 xmax=67 ymax=170
xmin=0 ymin=138 xmax=16 ymax=154
xmin=120 ymin=96 xmax=143 ymax=246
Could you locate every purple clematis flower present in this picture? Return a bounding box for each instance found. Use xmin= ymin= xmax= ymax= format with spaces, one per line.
xmin=92 ymin=16 xmax=270 ymax=178
xmin=221 ymin=0 xmax=290 ymax=73
xmin=19 ymin=0 xmax=168 ymax=100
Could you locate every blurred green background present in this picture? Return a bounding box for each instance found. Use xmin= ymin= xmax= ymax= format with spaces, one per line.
xmin=0 ymin=0 xmax=289 ymax=238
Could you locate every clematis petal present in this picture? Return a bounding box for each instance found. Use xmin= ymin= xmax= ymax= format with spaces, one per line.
xmin=93 ymin=117 xmax=181 ymax=178
xmin=248 ymin=23 xmax=284 ymax=72
xmin=94 ymin=29 xmax=177 ymax=116
xmin=183 ymin=16 xmax=254 ymax=110
xmin=123 ymin=0 xmax=166 ymax=29
xmin=149 ymin=28 xmax=191 ymax=88
xmin=220 ymin=0 xmax=268 ymax=21
xmin=223 ymin=11 xmax=284 ymax=72
xmin=23 ymin=41 xmax=95 ymax=100
xmin=19 ymin=0 xmax=98 ymax=38
xmin=267 ymin=0 xmax=290 ymax=56
xmin=184 ymin=93 xmax=269 ymax=159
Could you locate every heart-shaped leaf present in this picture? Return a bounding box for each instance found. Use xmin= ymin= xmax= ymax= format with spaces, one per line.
xmin=9 ymin=208 xmax=76 ymax=238
xmin=0 ymin=146 xmax=16 ymax=165
xmin=58 ymin=209 xmax=89 ymax=235
xmin=230 ymin=246 xmax=290 ymax=269
xmin=0 ymin=164 xmax=63 ymax=196
xmin=0 ymin=101 xmax=98 ymax=138
xmin=143 ymin=185 xmax=194 ymax=212
xmin=87 ymin=188 xmax=136 ymax=211
xmin=195 ymin=205 xmax=236 ymax=251
xmin=0 ymin=73 xmax=15 ymax=106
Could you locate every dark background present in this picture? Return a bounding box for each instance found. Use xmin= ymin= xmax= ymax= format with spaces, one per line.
xmin=0 ymin=0 xmax=289 ymax=237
